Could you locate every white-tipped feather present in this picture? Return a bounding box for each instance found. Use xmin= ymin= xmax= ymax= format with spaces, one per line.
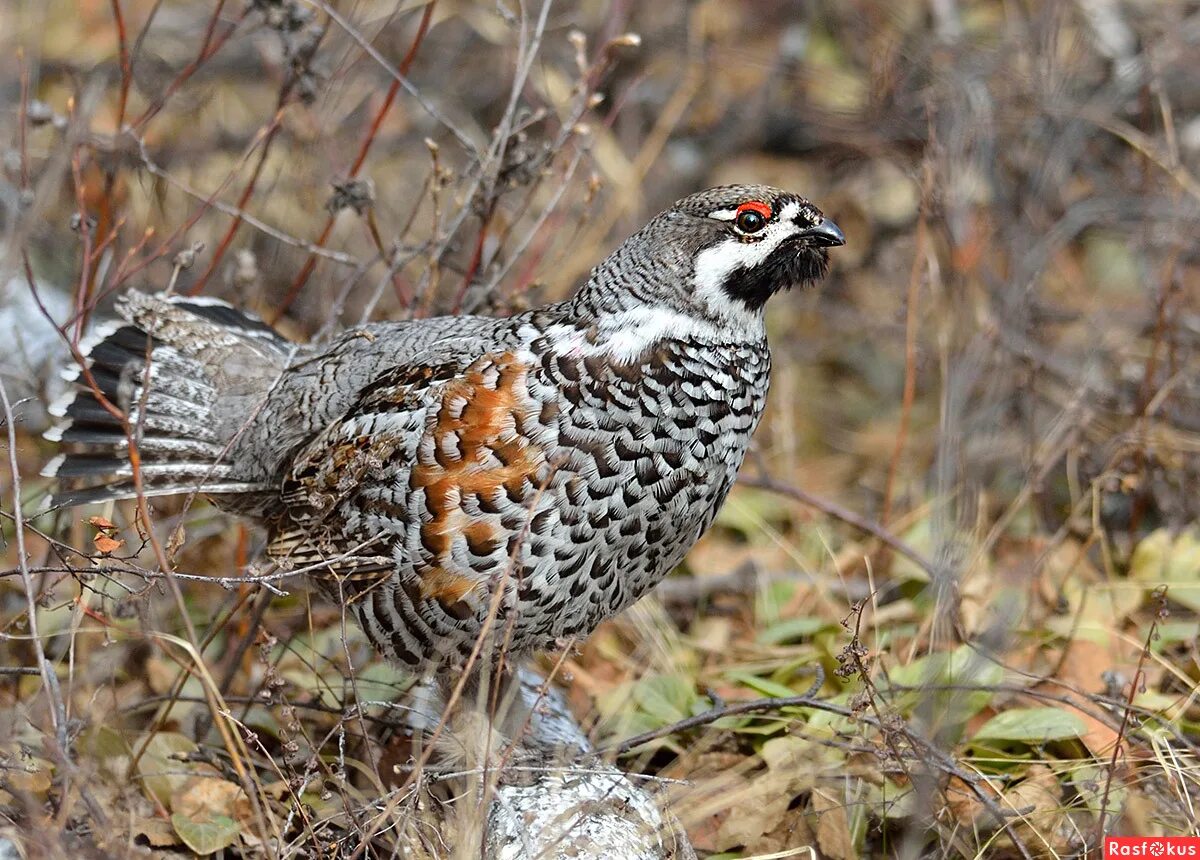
xmin=161 ymin=294 xmax=232 ymax=308
xmin=46 ymin=391 xmax=72 ymax=418
xmin=73 ymin=318 xmax=121 ymax=360
xmin=43 ymin=290 xmax=293 ymax=509
xmin=40 ymin=454 xmax=65 ymax=479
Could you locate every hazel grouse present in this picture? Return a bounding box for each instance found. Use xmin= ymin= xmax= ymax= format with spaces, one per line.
xmin=44 ymin=185 xmax=844 ymax=667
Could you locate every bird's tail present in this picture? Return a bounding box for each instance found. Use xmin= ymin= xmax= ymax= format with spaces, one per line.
xmin=42 ymin=291 xmax=294 ymax=508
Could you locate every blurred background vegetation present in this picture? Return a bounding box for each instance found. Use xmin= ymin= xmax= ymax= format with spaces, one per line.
xmin=1 ymin=0 xmax=1199 ymax=857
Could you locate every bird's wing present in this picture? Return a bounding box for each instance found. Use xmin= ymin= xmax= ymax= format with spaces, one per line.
xmin=268 ymin=346 xmax=553 ymax=617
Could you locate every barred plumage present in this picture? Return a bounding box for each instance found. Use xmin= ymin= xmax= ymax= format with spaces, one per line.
xmin=43 ymin=184 xmax=843 ymax=668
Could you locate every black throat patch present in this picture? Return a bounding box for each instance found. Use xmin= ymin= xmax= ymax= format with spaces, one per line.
xmin=721 ymin=242 xmax=831 ymax=312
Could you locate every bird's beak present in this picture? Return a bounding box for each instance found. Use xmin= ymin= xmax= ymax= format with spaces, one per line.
xmin=798 ymin=218 xmax=845 ymax=247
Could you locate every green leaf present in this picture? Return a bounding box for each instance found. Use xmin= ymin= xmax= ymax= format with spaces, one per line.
xmin=758 ymin=616 xmax=829 ymax=645
xmin=862 ymin=778 xmax=917 ymax=820
xmin=754 ymin=578 xmax=800 ymax=627
xmin=890 ymin=520 xmax=933 ymax=582
xmin=715 ymin=487 xmax=795 ymax=540
xmin=170 ymin=813 xmax=240 ymax=855
xmin=1083 ymin=231 xmax=1141 ymax=296
xmin=724 ymin=671 xmax=800 ymax=700
xmin=881 ymin=645 xmax=1001 ymax=731
xmin=1070 ymin=762 xmax=1127 ymax=819
xmin=632 ymin=673 xmax=697 ymax=725
xmin=1130 ymin=528 xmax=1200 ymax=612
xmin=973 ymin=708 xmax=1087 ymax=744
xmin=137 ymin=732 xmax=199 ymax=807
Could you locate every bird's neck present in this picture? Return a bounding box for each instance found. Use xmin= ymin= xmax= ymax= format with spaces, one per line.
xmin=532 ymin=279 xmax=765 ymax=368
xmin=561 ymin=250 xmax=768 ymax=348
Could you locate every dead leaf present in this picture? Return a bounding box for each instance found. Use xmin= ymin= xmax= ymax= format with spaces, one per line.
xmin=943 ymin=774 xmax=996 ymax=829
xmin=94 ymin=533 xmax=125 ymax=554
xmin=145 ymin=656 xmax=178 ymax=696
xmin=171 ymin=776 xmax=243 ymax=820
xmin=87 ymin=515 xmax=116 ymax=530
xmin=1121 ymin=789 xmax=1166 ymax=837
xmin=1040 ymin=638 xmax=1126 ymax=759
xmin=136 ymin=732 xmax=200 ymax=806
xmin=811 ymin=786 xmax=857 ymax=860
xmin=133 ymin=817 xmax=181 ymax=848
xmin=745 ymin=804 xmax=816 ymax=856
xmin=166 ymin=524 xmax=187 ymax=558
xmin=1004 ymin=765 xmax=1070 ymax=858
xmin=5 ymin=752 xmax=52 ymax=795
xmin=713 ymin=772 xmax=793 ymax=851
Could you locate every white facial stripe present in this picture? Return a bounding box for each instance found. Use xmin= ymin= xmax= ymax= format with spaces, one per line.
xmin=709 ymin=208 xmax=738 ymax=221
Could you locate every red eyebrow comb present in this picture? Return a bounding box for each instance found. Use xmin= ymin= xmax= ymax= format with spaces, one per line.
xmin=735 ymin=201 xmax=773 ymax=219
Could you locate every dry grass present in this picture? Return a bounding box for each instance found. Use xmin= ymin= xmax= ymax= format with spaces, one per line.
xmin=2 ymin=0 xmax=1199 ymax=857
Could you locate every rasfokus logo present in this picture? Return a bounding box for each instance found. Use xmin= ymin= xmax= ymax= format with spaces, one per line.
xmin=1105 ymin=837 xmax=1200 ymax=857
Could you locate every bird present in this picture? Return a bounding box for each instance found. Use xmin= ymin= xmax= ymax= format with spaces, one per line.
xmin=43 ymin=184 xmax=844 ymax=671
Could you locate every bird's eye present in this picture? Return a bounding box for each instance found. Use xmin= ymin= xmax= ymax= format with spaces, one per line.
xmin=733 ymin=201 xmax=771 ymax=234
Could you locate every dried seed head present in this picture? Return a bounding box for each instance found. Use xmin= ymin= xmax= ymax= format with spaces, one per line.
xmin=173 ymin=240 xmax=206 ymax=270
xmin=26 ymin=100 xmax=56 ymax=126
xmin=326 ymin=177 xmax=375 ymax=215
xmin=69 ymin=212 xmax=97 ymax=234
xmin=233 ymin=249 xmax=259 ymax=289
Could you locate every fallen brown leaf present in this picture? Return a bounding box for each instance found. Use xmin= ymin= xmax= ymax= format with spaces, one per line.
xmin=172 ymin=775 xmax=243 ymax=819
xmin=132 ymin=817 xmax=181 ymax=848
xmin=1004 ymin=764 xmax=1071 ymax=859
xmin=811 ymin=786 xmax=857 ymax=860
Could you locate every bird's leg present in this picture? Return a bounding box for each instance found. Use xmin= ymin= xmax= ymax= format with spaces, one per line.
xmin=426 ymin=659 xmax=526 ymax=775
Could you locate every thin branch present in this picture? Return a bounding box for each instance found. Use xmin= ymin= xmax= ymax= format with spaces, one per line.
xmin=741 ymin=473 xmax=937 ymax=576
xmin=612 ymin=665 xmax=826 ymax=755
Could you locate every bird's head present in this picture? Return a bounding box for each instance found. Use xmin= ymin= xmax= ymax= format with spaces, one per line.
xmin=596 ymin=185 xmax=844 ymax=335
xmin=674 ymin=184 xmax=842 ymax=311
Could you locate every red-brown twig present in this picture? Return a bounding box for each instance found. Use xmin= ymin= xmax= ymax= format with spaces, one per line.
xmin=451 ymin=214 xmax=491 ymax=312
xmin=879 ymin=168 xmax=930 ymax=529
xmin=275 ymin=0 xmax=437 ymax=321
xmin=110 ymin=0 xmax=133 ymax=129
xmin=132 ymin=0 xmax=241 ymax=131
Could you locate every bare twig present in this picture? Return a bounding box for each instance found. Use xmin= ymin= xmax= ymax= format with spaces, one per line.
xmin=741 ymin=473 xmax=937 ymax=576
xmin=612 ymin=665 xmax=826 ymax=755
xmin=0 ymin=380 xmax=67 ymax=749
